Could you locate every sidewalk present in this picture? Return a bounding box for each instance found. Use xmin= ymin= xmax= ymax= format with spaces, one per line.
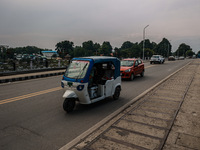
xmin=0 ymin=69 xmax=65 ymax=83
xmin=61 ymin=59 xmax=200 ymax=150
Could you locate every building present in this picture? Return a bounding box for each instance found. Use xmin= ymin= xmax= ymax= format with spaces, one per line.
xmin=41 ymin=51 xmax=58 ymax=59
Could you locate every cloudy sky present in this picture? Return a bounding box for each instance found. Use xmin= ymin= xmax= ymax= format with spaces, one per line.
xmin=0 ymin=0 xmax=200 ymax=52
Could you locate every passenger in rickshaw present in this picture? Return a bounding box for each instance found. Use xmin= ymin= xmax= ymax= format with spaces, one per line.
xmin=102 ymin=63 xmax=114 ymax=80
xmin=88 ymin=66 xmax=96 ymax=87
xmin=89 ymin=63 xmax=115 ymax=88
xmin=89 ymin=63 xmax=104 ymax=87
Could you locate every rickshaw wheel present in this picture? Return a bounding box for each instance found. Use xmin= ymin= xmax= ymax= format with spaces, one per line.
xmin=63 ymin=98 xmax=75 ymax=113
xmin=113 ymin=86 xmax=121 ymax=100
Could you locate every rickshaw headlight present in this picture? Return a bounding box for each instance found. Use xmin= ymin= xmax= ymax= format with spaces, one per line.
xmin=125 ymin=69 xmax=131 ymax=72
xmin=77 ymin=85 xmax=84 ymax=91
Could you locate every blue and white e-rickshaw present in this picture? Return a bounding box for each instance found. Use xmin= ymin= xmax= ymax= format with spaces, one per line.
xmin=61 ymin=56 xmax=121 ymax=112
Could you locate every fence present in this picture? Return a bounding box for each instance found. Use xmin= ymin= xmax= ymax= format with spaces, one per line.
xmin=0 ymin=59 xmax=69 ymax=73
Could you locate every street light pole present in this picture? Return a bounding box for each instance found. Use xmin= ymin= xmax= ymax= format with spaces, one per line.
xmin=143 ymin=25 xmax=149 ymax=60
xmin=168 ymin=40 xmax=171 ymax=58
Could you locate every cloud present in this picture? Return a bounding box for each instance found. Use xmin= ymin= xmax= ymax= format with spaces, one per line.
xmin=0 ymin=0 xmax=200 ymax=51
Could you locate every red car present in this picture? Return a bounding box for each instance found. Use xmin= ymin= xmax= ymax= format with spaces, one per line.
xmin=120 ymin=58 xmax=145 ymax=80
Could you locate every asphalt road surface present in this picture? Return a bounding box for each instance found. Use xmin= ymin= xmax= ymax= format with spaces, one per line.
xmin=0 ymin=59 xmax=191 ymax=150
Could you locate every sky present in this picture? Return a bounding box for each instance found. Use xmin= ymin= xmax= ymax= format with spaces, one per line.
xmin=0 ymin=0 xmax=200 ymax=53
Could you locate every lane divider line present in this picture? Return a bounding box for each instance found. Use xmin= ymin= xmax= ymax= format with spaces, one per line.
xmin=145 ymin=65 xmax=154 ymax=69
xmin=0 ymin=87 xmax=62 ymax=105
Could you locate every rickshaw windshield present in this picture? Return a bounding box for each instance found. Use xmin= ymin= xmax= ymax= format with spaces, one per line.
xmin=65 ymin=60 xmax=90 ymax=79
xmin=121 ymin=60 xmax=134 ymax=67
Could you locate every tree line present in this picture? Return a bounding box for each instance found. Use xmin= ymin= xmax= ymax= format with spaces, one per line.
xmin=0 ymin=46 xmax=44 ymax=61
xmin=55 ymin=38 xmax=197 ymax=59
xmin=0 ymin=38 xmax=198 ymax=61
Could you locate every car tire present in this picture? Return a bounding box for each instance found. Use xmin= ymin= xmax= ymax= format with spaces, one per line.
xmin=140 ymin=70 xmax=144 ymax=77
xmin=63 ymin=98 xmax=76 ymax=113
xmin=113 ymin=86 xmax=121 ymax=100
xmin=130 ymin=73 xmax=134 ymax=81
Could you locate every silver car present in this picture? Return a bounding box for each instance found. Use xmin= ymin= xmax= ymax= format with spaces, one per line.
xmin=150 ymin=55 xmax=165 ymax=64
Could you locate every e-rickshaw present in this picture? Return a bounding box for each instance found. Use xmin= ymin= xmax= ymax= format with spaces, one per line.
xmin=61 ymin=56 xmax=121 ymax=112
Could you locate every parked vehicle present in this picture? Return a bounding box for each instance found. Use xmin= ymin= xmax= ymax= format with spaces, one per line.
xmin=175 ymin=56 xmax=179 ymax=60
xmin=150 ymin=55 xmax=165 ymax=64
xmin=168 ymin=56 xmax=175 ymax=61
xmin=192 ymin=55 xmax=196 ymax=59
xmin=120 ymin=58 xmax=144 ymax=80
xmin=61 ymin=56 xmax=121 ymax=113
xmin=179 ymin=56 xmax=185 ymax=60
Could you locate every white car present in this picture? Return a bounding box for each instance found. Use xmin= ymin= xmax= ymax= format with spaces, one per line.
xmin=179 ymin=56 xmax=185 ymax=60
xmin=150 ymin=55 xmax=165 ymax=64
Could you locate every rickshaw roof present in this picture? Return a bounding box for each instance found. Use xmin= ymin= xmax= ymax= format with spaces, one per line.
xmin=71 ymin=56 xmax=121 ymax=79
xmin=72 ymin=56 xmax=120 ymax=64
xmin=122 ymin=58 xmax=136 ymax=61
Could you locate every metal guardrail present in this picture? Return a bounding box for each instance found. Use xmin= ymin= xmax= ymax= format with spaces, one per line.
xmin=0 ymin=59 xmax=68 ymax=76
xmin=0 ymin=67 xmax=66 ymax=77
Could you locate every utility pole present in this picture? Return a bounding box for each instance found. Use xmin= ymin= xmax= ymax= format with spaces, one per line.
xmin=143 ymin=25 xmax=149 ymax=60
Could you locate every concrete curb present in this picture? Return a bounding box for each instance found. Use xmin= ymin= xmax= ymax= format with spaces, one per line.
xmin=60 ymin=62 xmax=191 ymax=150
xmin=0 ymin=71 xmax=65 ymax=84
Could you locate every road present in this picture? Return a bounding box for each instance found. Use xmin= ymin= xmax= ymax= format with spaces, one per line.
xmin=0 ymin=59 xmax=191 ymax=150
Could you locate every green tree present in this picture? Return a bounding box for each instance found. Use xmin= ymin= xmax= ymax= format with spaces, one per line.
xmin=155 ymin=38 xmax=171 ymax=57
xmin=94 ymin=42 xmax=101 ymax=55
xmin=0 ymin=47 xmax=6 ymax=61
xmin=99 ymin=41 xmax=112 ymax=56
xmin=121 ymin=41 xmax=134 ymax=49
xmin=144 ymin=48 xmax=154 ymax=58
xmin=94 ymin=43 xmax=100 ymax=50
xmin=82 ymin=40 xmax=95 ymax=56
xmin=176 ymin=43 xmax=192 ymax=57
xmin=152 ymin=42 xmax=158 ymax=51
xmin=120 ymin=49 xmax=129 ymax=58
xmin=25 ymin=46 xmax=41 ymax=54
xmin=13 ymin=46 xmax=43 ymax=55
xmin=186 ymin=50 xmax=195 ymax=57
xmin=1 ymin=46 xmax=44 ymax=60
xmin=55 ymin=40 xmax=74 ymax=58
xmin=73 ymin=46 xmax=86 ymax=57
xmin=82 ymin=40 xmax=94 ymax=51
xmin=6 ymin=48 xmax=15 ymax=59
xmin=139 ymin=39 xmax=153 ymax=50
xmin=138 ymin=39 xmax=157 ymax=58
xmin=131 ymin=44 xmax=142 ymax=58
xmin=120 ymin=44 xmax=142 ymax=58
xmin=113 ymin=47 xmax=120 ymax=58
